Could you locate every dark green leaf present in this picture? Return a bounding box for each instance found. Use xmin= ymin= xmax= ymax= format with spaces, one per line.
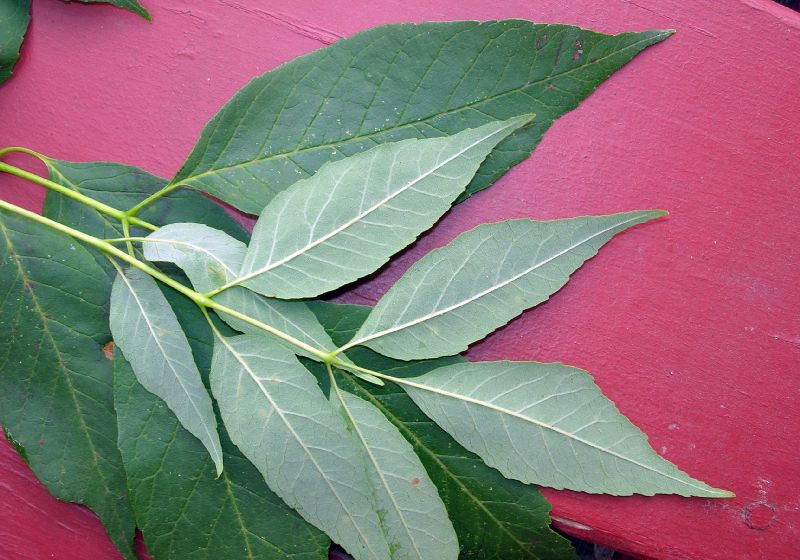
xmin=309 ymin=301 xmax=576 ymax=560
xmin=238 ymin=116 xmax=531 ymax=298
xmin=0 ymin=0 xmax=30 ymax=84
xmin=0 ymin=210 xmax=136 ymax=559
xmin=72 ymin=0 xmax=150 ymax=20
xmin=113 ymin=293 xmax=330 ymax=560
xmin=42 ymin=159 xmax=248 ymax=256
xmin=171 ymin=21 xmax=670 ymax=214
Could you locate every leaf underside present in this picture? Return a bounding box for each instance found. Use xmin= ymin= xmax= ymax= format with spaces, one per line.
xmin=330 ymin=384 xmax=460 ymax=560
xmin=352 ymin=211 xmax=665 ymax=360
xmin=171 ymin=21 xmax=671 ymax=214
xmin=0 ymin=0 xmax=30 ymax=84
xmin=113 ymin=293 xmax=329 ymax=560
xmin=109 ymin=266 xmax=224 ymax=474
xmin=402 ymin=360 xmax=731 ymax=497
xmin=211 ymin=334 xmax=392 ymax=560
xmin=308 ymin=301 xmax=577 ymax=560
xmin=239 ymin=116 xmax=531 ymax=299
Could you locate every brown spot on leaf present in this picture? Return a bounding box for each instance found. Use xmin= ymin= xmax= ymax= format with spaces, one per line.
xmin=102 ymin=341 xmax=114 ymax=361
xmin=410 ymin=477 xmax=421 ymax=486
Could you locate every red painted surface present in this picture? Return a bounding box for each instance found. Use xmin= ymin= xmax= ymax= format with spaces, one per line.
xmin=1 ymin=1 xmax=798 ymax=559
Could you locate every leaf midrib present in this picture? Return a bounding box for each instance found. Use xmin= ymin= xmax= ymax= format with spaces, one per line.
xmin=219 ymin=337 xmax=383 ymax=558
xmin=175 ymin=32 xmax=666 ymax=187
xmin=237 ymin=121 xmax=520 ymax=286
xmin=399 ymin=373 xmax=720 ymax=495
xmin=354 ymin=215 xmax=646 ymax=348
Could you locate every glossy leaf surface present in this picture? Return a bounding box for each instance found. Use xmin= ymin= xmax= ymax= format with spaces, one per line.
xmin=239 ymin=116 xmax=531 ymax=298
xmin=75 ymin=0 xmax=150 ymax=20
xmin=351 ymin=211 xmax=664 ymax=360
xmin=171 ymin=21 xmax=670 ymax=214
xmin=401 ymin=360 xmax=732 ymax=497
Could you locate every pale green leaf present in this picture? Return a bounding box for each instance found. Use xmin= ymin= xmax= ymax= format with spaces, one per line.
xmin=170 ymin=21 xmax=671 ymax=214
xmin=113 ymin=295 xmax=329 ymax=560
xmin=237 ymin=117 xmax=532 ymax=299
xmin=330 ymin=385 xmax=459 ymax=560
xmin=348 ymin=211 xmax=664 ymax=360
xmin=0 ymin=0 xmax=30 ymax=83
xmin=400 ymin=360 xmax=732 ymax=497
xmin=142 ymin=223 xmax=346 ymax=363
xmin=210 ymin=333 xmax=391 ymax=560
xmin=109 ymin=267 xmax=223 ymax=474
xmin=310 ymin=300 xmax=577 ymax=560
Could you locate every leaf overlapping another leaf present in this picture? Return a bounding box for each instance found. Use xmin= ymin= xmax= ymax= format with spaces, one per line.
xmin=114 ymin=291 xmax=329 ymax=560
xmin=236 ymin=116 xmax=532 ymax=299
xmin=210 ymin=334 xmax=392 ymax=560
xmin=0 ymin=211 xmax=137 ymax=559
xmin=142 ymin=223 xmax=343 ymax=361
xmin=330 ymin=383 xmax=459 ymax=560
xmin=109 ymin=266 xmax=224 ymax=474
xmin=309 ymin=301 xmax=577 ymax=560
xmin=170 ymin=20 xmax=671 ymax=214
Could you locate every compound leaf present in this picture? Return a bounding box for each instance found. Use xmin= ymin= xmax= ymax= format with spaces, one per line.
xmin=109 ymin=266 xmax=223 ymax=474
xmin=113 ymin=290 xmax=329 ymax=560
xmin=0 ymin=210 xmax=136 ymax=559
xmin=0 ymin=0 xmax=30 ymax=84
xmin=400 ymin=360 xmax=733 ymax=497
xmin=170 ymin=20 xmax=671 ymax=214
xmin=238 ymin=116 xmax=531 ymax=298
xmin=210 ymin=333 xmax=391 ymax=560
xmin=309 ymin=301 xmax=576 ymax=560
xmin=330 ymin=384 xmax=459 ymax=560
xmin=142 ymin=223 xmax=343 ymax=361
xmin=349 ymin=211 xmax=664 ymax=360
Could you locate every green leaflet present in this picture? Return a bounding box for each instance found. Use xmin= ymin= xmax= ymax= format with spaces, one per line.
xmin=142 ymin=223 xmax=344 ymax=362
xmin=399 ymin=361 xmax=732 ymax=497
xmin=237 ymin=116 xmax=531 ymax=299
xmin=113 ymin=290 xmax=329 ymax=560
xmin=348 ymin=211 xmax=665 ymax=360
xmin=309 ymin=301 xmax=576 ymax=560
xmin=330 ymin=385 xmax=459 ymax=560
xmin=42 ymin=159 xmax=248 ymax=249
xmin=210 ymin=334 xmax=391 ymax=560
xmin=170 ymin=20 xmax=671 ymax=215
xmin=0 ymin=210 xmax=137 ymax=559
xmin=109 ymin=267 xmax=223 ymax=474
xmin=73 ymin=0 xmax=150 ymax=20
xmin=0 ymin=0 xmax=30 ymax=84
